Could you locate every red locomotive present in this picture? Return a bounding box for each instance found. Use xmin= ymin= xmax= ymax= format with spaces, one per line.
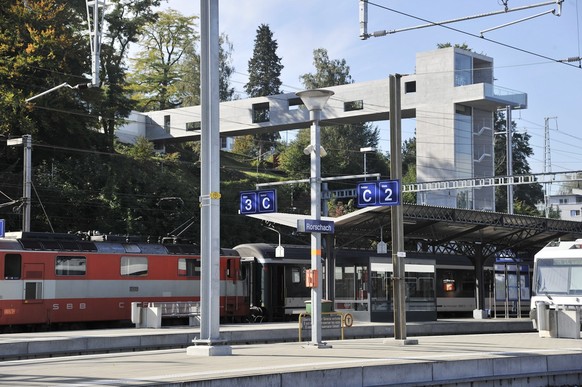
xmin=0 ymin=232 xmax=249 ymax=330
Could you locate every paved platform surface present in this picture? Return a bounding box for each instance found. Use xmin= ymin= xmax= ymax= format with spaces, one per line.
xmin=1 ymin=332 xmax=582 ymax=386
xmin=0 ymin=318 xmax=535 ymax=360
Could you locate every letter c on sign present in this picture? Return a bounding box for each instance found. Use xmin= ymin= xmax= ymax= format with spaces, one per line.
xmin=262 ymin=197 xmax=271 ymax=210
xmin=363 ymin=189 xmax=372 ymax=203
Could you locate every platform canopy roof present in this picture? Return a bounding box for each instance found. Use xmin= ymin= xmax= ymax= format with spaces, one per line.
xmin=251 ymin=204 xmax=582 ymax=260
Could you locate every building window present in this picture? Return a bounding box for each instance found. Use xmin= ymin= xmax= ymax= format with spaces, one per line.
xmin=404 ymin=81 xmax=416 ymax=93
xmin=344 ymin=100 xmax=364 ymax=111
xmin=560 ymin=198 xmax=568 ymax=204
xmin=186 ymin=121 xmax=201 ymax=131
xmin=288 ymin=97 xmax=303 ymax=111
xmin=252 ymin=102 xmax=270 ymax=123
xmin=454 ymin=53 xmax=472 ymax=86
xmin=164 ymin=115 xmax=171 ymax=133
xmin=570 ymin=210 xmax=580 ymax=217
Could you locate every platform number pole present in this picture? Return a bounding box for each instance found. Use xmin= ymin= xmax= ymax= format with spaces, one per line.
xmin=188 ymin=0 xmax=231 ymax=356
xmin=389 ymin=74 xmax=415 ymax=344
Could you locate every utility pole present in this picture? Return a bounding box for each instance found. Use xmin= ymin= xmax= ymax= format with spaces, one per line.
xmin=506 ymin=106 xmax=513 ymax=215
xmin=544 ymin=116 xmax=558 ymax=217
xmin=7 ymin=135 xmax=32 ymax=232
xmin=86 ymin=0 xmax=106 ymax=86
xmin=389 ymin=74 xmax=416 ymax=345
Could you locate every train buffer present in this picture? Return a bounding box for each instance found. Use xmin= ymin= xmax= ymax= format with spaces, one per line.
xmin=131 ymin=301 xmax=201 ymax=328
xmin=535 ymin=302 xmax=581 ymax=339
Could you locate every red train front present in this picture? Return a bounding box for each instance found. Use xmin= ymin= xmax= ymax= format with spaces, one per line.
xmin=0 ymin=232 xmax=249 ymax=330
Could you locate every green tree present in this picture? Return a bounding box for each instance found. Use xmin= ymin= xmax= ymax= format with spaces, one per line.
xmin=494 ymin=111 xmax=544 ymax=215
xmin=280 ymin=49 xmax=382 ymax=181
xmin=244 ymin=24 xmax=283 ymax=97
xmin=168 ymin=32 xmax=236 ymax=107
xmin=128 ymin=9 xmax=198 ymax=111
xmin=401 ymin=136 xmax=417 ymax=203
xmin=236 ymin=24 xmax=283 ymax=159
xmin=96 ymin=0 xmax=162 ymax=149
xmin=0 ymin=0 xmax=97 ymax=147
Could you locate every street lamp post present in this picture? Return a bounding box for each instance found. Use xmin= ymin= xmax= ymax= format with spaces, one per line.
xmin=296 ymin=89 xmax=334 ymax=348
xmin=359 ymin=146 xmax=375 ymax=179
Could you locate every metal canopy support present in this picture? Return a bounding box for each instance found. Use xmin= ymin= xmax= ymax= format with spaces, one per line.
xmin=187 ymin=0 xmax=230 ymax=357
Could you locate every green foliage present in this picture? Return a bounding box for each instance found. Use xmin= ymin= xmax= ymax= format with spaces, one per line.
xmin=235 ymin=24 xmax=283 ymax=158
xmin=401 ymin=137 xmax=417 ymax=203
xmin=128 ymin=9 xmax=198 ymax=111
xmin=0 ymin=0 xmax=93 ymax=145
xmin=244 ymin=24 xmax=283 ymax=97
xmin=300 ymin=48 xmax=353 ymax=88
xmin=280 ymin=48 xmax=383 ymax=185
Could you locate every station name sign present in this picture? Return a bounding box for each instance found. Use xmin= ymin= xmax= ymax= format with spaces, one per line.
xmin=297 ymin=219 xmax=335 ymax=234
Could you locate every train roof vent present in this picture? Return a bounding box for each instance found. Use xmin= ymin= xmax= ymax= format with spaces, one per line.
xmin=165 ymin=244 xmax=200 ymax=255
xmin=18 ymin=238 xmax=98 ymax=251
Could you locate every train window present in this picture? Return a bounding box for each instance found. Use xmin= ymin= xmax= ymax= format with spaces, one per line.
xmin=291 ymin=267 xmax=301 ymax=284
xmin=120 ymin=256 xmax=148 ymax=276
xmin=56 ymin=256 xmax=87 ymax=276
xmin=178 ymin=258 xmax=200 ymax=277
xmin=4 ymin=254 xmax=21 ymax=279
xmin=24 ymin=282 xmax=42 ymax=300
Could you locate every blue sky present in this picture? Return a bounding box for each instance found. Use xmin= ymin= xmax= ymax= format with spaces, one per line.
xmin=158 ymin=0 xmax=582 ymax=178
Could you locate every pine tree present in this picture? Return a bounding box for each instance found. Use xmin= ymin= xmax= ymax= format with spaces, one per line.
xmin=237 ymin=24 xmax=283 ymax=161
xmin=244 ymin=24 xmax=283 ymax=97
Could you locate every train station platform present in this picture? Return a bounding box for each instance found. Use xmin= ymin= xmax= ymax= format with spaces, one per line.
xmin=0 ymin=327 xmax=581 ymax=386
xmin=0 ymin=318 xmax=535 ymax=360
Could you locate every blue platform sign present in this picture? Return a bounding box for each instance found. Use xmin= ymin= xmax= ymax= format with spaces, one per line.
xmin=257 ymin=190 xmax=277 ymax=213
xmin=357 ymin=180 xmax=400 ymax=208
xmin=239 ymin=190 xmax=277 ymax=215
xmin=0 ymin=219 xmax=4 ymax=238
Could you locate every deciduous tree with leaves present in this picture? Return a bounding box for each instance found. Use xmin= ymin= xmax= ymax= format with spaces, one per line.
xmin=279 ymin=48 xmax=382 ymax=181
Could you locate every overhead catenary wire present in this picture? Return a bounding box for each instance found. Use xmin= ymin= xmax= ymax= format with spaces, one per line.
xmin=364 ymin=1 xmax=581 ymax=70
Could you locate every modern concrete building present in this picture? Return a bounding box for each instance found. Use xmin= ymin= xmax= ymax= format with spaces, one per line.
xmin=415 ymin=47 xmax=526 ymax=211
xmin=117 ymin=47 xmax=527 ymax=210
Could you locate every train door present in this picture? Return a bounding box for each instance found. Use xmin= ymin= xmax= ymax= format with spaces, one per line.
xmin=23 ymin=263 xmax=44 ymax=301
xmin=22 ymin=262 xmax=46 ymax=324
